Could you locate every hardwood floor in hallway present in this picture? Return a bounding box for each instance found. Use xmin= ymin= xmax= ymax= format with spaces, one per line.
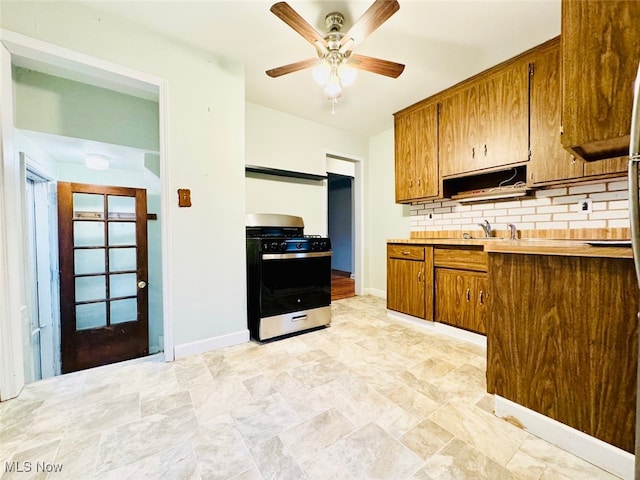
xmin=331 ymin=269 xmax=355 ymax=301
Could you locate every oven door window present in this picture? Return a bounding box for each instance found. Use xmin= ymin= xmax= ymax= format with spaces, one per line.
xmin=260 ymin=255 xmax=331 ymax=317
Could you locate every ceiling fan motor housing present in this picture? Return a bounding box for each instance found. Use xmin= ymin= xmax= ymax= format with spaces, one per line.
xmin=325 ymin=12 xmax=345 ymax=32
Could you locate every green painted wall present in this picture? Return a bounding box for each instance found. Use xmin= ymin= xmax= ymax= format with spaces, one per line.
xmin=12 ymin=66 xmax=159 ymax=151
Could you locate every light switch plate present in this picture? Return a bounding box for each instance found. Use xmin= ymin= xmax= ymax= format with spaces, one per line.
xmin=177 ymin=188 xmax=191 ymax=207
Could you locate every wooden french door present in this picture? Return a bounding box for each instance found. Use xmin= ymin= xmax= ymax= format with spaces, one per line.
xmin=57 ymin=182 xmax=149 ymax=373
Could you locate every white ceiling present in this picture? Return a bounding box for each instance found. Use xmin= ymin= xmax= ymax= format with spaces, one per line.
xmin=20 ymin=129 xmax=149 ymax=171
xmin=84 ymin=0 xmax=562 ymax=138
xmin=17 ymin=0 xmax=561 ymax=167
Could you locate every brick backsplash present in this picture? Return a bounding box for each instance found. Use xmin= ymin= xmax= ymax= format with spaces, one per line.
xmin=409 ymin=179 xmax=630 ymax=233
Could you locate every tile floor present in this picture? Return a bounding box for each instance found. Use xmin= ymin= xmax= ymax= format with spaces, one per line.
xmin=0 ymin=296 xmax=621 ymax=480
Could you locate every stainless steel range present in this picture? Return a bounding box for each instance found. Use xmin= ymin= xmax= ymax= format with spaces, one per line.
xmin=245 ymin=213 xmax=332 ymax=341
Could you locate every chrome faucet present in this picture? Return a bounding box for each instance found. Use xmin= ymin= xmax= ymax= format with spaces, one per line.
xmin=507 ymin=223 xmax=517 ymax=240
xmin=477 ymin=219 xmax=492 ymax=238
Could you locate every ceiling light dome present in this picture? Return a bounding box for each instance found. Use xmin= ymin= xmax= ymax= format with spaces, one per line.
xmin=85 ymin=154 xmax=110 ymax=170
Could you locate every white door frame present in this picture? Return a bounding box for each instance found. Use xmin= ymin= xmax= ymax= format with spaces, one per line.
xmin=0 ymin=29 xmax=174 ymax=400
xmin=324 ymin=150 xmax=365 ymax=296
xmin=23 ymin=152 xmax=59 ymax=380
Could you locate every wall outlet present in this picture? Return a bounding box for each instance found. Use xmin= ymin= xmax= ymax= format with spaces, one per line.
xmin=578 ymin=199 xmax=593 ymax=214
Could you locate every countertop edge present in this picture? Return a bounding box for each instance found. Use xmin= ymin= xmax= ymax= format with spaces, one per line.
xmin=387 ymin=239 xmax=633 ymax=259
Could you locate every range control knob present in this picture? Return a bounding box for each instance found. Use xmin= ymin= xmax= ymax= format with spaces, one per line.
xmin=296 ymin=243 xmax=303 ymax=249
xmin=280 ymin=241 xmax=287 ymax=251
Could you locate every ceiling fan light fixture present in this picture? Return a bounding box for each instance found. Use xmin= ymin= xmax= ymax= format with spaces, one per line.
xmin=338 ymin=62 xmax=357 ymax=87
xmin=312 ymin=62 xmax=331 ymax=85
xmin=267 ymin=1 xmax=404 ymax=112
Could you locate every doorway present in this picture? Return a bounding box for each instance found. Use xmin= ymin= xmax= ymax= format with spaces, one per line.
xmin=0 ymin=31 xmax=171 ymax=400
xmin=328 ymin=172 xmax=355 ymax=301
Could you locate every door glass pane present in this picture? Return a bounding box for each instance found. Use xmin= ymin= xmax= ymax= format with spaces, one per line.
xmin=110 ymin=273 xmax=137 ymax=297
xmin=108 ymin=195 xmax=135 ymax=220
xmin=111 ymin=298 xmax=137 ymax=324
xmin=76 ymin=302 xmax=106 ymax=330
xmin=108 ymin=222 xmax=135 ymax=246
xmin=75 ymin=275 xmax=106 ymax=302
xmin=74 ymin=222 xmax=105 ymax=247
xmin=75 ymin=249 xmax=106 ymax=274
xmin=73 ymin=193 xmax=104 ymax=219
xmin=109 ymin=248 xmax=136 ymax=272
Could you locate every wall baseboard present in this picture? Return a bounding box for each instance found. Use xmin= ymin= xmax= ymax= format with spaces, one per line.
xmin=174 ymin=329 xmax=249 ymax=359
xmin=387 ymin=310 xmax=486 ymax=348
xmin=495 ymin=396 xmax=633 ymax=480
xmin=366 ymin=288 xmax=386 ymax=299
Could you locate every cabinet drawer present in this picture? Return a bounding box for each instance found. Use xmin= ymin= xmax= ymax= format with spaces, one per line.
xmin=387 ymin=244 xmax=425 ymax=261
xmin=434 ymin=247 xmax=488 ymax=271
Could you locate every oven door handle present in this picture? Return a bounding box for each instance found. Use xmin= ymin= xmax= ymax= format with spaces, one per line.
xmin=262 ymin=251 xmax=333 ymax=260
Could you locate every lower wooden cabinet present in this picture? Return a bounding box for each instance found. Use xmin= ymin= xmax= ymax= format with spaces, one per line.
xmin=487 ymin=252 xmax=638 ymax=453
xmin=433 ymin=246 xmax=488 ymax=335
xmin=435 ymin=269 xmax=487 ymax=334
xmin=387 ymin=244 xmax=433 ymax=319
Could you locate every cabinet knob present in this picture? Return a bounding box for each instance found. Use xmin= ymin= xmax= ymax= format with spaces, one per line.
xmin=418 ymin=271 xmax=422 ymax=283
xmin=402 ymin=251 xmax=411 ymax=255
xmin=472 ymin=147 xmax=475 ymax=159
xmin=484 ymin=144 xmax=488 ymax=156
xmin=479 ymin=290 xmax=484 ymax=305
xmin=409 ymin=179 xmax=413 ymax=187
xmin=418 ymin=178 xmax=422 ymax=187
xmin=466 ymin=288 xmax=471 ymax=302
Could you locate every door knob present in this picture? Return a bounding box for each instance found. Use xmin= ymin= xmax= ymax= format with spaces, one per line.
xmin=137 ymin=280 xmax=147 ymax=289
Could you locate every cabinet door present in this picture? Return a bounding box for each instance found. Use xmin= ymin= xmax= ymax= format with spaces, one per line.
xmin=435 ymin=269 xmax=473 ymax=330
xmin=483 ymin=60 xmax=529 ymax=170
xmin=413 ymin=103 xmax=439 ymax=199
xmin=435 ymin=269 xmax=486 ymax=334
xmin=394 ymin=103 xmax=439 ymax=202
xmin=561 ymin=0 xmax=640 ymax=161
xmin=387 ymin=258 xmax=425 ymax=318
xmin=394 ymin=113 xmax=413 ymax=202
xmin=529 ymin=39 xmax=583 ymax=184
xmin=440 ymin=85 xmax=479 ymax=176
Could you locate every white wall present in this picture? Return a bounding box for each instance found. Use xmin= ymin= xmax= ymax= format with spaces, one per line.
xmin=1 ymin=2 xmax=247 ymax=352
xmin=365 ymin=128 xmax=411 ymax=296
xmin=13 ymin=66 xmax=159 ymax=151
xmin=245 ymin=102 xmax=367 ymax=236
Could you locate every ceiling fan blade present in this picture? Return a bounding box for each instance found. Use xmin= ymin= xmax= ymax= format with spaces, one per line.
xmin=340 ymin=0 xmax=399 ymax=50
xmin=349 ymin=54 xmax=405 ymax=78
xmin=270 ymin=2 xmax=326 ymax=47
xmin=266 ymin=58 xmax=319 ymax=78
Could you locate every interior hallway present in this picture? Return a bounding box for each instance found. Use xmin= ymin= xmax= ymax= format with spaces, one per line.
xmin=0 ymin=296 xmax=619 ymax=480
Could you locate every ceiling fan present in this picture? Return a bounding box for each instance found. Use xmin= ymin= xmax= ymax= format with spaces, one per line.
xmin=266 ymin=0 xmax=405 ymax=111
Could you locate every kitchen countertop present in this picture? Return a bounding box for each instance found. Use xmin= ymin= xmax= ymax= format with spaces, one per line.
xmin=387 ymin=238 xmax=633 ymax=259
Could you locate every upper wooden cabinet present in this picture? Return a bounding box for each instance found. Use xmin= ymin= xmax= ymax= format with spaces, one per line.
xmin=440 ymin=58 xmax=529 ymax=177
xmin=529 ymin=38 xmax=582 ymax=184
xmin=561 ymin=0 xmax=640 ymax=162
xmin=530 ymin=37 xmax=628 ymax=184
xmin=394 ymin=101 xmax=439 ymax=203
